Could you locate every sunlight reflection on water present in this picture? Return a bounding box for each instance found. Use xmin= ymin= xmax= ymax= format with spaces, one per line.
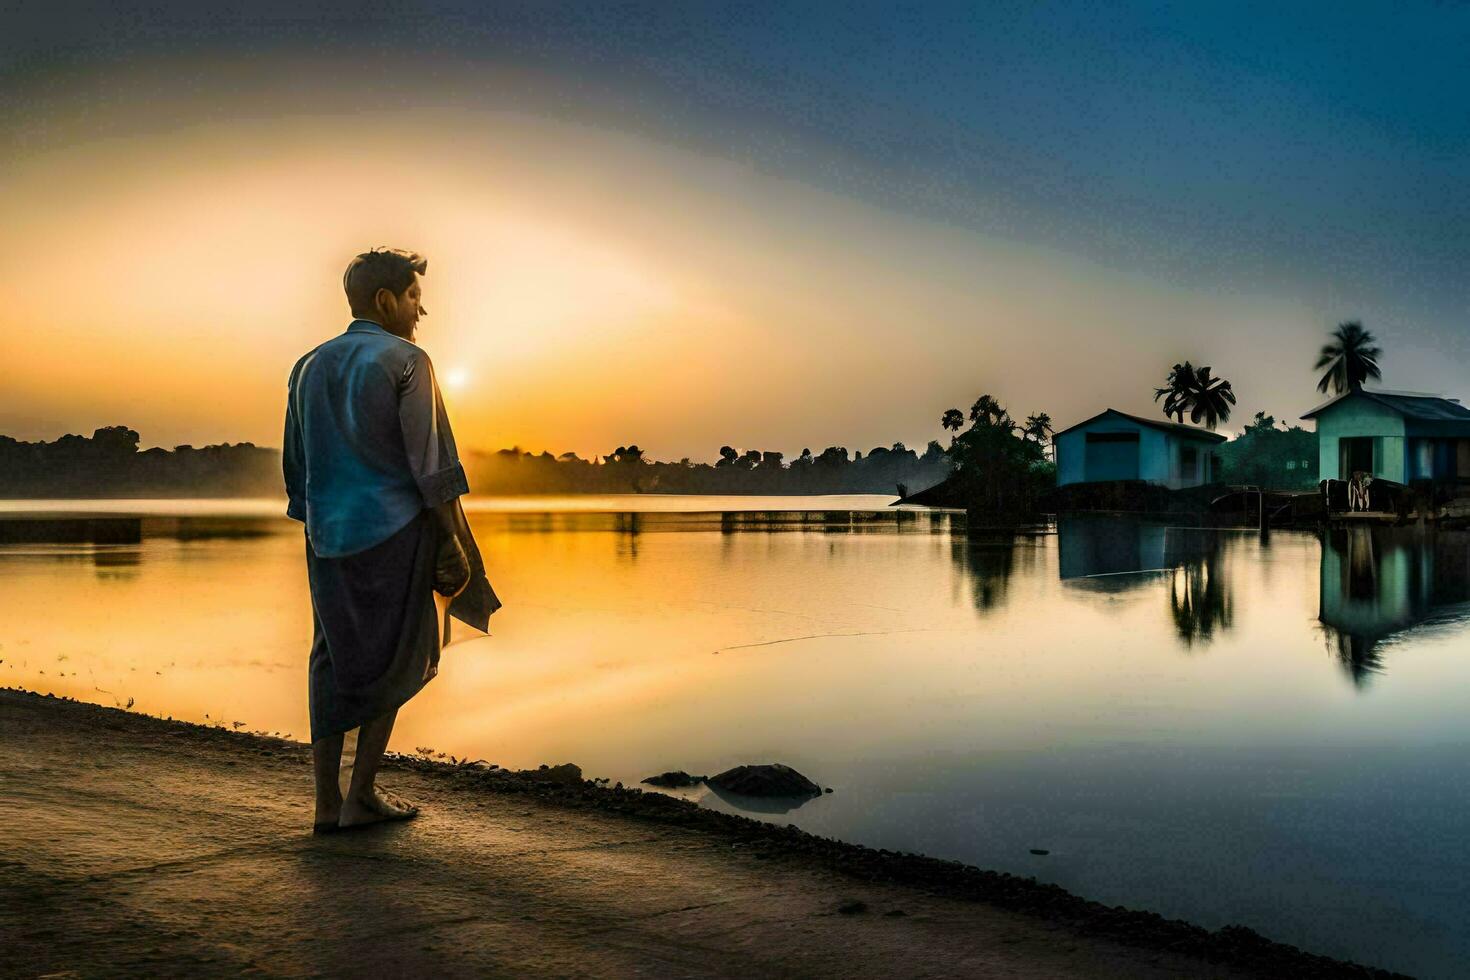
xmin=3 ymin=500 xmax=1468 ymax=976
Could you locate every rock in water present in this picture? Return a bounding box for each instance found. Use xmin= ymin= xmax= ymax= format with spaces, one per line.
xmin=515 ymin=763 xmax=583 ymax=784
xmin=641 ymin=770 xmax=703 ymax=788
xmin=706 ymin=763 xmax=821 ymax=798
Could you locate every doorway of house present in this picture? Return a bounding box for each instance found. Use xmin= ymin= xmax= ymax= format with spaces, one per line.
xmin=1340 ymin=436 xmax=1374 ymax=478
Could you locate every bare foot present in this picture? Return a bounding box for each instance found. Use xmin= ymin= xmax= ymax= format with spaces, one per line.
xmin=338 ymin=787 xmax=420 ymax=829
xmin=314 ymin=800 xmax=342 ymax=829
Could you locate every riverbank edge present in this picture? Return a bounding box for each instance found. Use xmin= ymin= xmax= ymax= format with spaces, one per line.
xmin=5 ymin=687 xmax=1403 ymax=979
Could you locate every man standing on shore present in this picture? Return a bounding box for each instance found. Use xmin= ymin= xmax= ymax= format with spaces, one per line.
xmin=283 ymin=247 xmax=499 ymax=832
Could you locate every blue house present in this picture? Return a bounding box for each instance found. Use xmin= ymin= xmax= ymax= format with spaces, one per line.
xmin=1054 ymin=409 xmax=1226 ymax=489
xmin=1301 ymin=389 xmax=1470 ymax=485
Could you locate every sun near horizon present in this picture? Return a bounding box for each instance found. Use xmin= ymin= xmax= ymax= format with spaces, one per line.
xmin=3 ymin=12 xmax=1467 ymax=462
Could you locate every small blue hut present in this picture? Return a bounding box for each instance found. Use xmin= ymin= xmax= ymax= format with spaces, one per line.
xmin=1054 ymin=409 xmax=1226 ymax=489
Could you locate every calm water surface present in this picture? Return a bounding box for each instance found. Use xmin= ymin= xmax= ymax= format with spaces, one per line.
xmin=3 ymin=496 xmax=1468 ymax=977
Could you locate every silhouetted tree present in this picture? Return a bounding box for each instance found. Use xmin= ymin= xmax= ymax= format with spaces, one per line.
xmin=1214 ymin=412 xmax=1317 ymax=488
xmin=0 ymin=426 xmax=954 ymax=499
xmin=1188 ymin=366 xmax=1235 ymax=429
xmin=968 ymin=395 xmax=1006 ymax=426
xmin=944 ymin=394 xmax=1050 ymax=515
xmin=0 ymin=427 xmax=279 ymax=497
xmin=1154 ymin=361 xmax=1197 ymax=423
xmin=1154 ymin=362 xmax=1235 ymax=429
xmin=1315 ymin=320 xmax=1383 ymax=395
xmin=1022 ymin=412 xmax=1053 ymax=444
xmin=91 ymin=425 xmax=141 ymax=456
xmin=607 ymin=445 xmax=646 ymax=464
xmin=814 ymin=446 xmax=849 ymax=468
xmin=941 ymin=409 xmax=965 ymax=432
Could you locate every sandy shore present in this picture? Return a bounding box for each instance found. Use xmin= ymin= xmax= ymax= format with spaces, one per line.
xmin=0 ymin=689 xmax=1400 ymax=978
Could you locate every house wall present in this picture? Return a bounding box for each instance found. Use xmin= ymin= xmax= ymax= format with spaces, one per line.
xmin=1055 ymin=430 xmax=1087 ymax=485
xmin=1162 ymin=433 xmax=1220 ymax=489
xmin=1137 ymin=427 xmax=1170 ymax=484
xmin=1313 ymin=396 xmax=1407 ymax=482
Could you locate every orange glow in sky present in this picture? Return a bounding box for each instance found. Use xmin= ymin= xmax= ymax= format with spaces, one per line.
xmin=1 ymin=57 xmax=1321 ymax=460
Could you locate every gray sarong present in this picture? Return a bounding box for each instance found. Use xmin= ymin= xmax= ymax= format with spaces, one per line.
xmin=305 ymin=510 xmax=440 ymax=742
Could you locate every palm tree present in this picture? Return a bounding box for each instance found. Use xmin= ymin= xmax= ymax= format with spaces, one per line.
xmin=969 ymin=394 xmax=1003 ymax=425
xmin=1022 ymin=412 xmax=1053 ymax=444
xmin=1154 ymin=361 xmax=1235 ymax=429
xmin=1186 ymin=365 xmax=1236 ymax=430
xmin=941 ymin=408 xmax=965 ymax=432
xmin=1315 ymin=321 xmax=1383 ymax=395
xmin=1154 ymin=361 xmax=1197 ymax=423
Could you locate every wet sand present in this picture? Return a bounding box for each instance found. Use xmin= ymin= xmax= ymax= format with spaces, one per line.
xmin=1 ymin=689 xmax=1399 ymax=978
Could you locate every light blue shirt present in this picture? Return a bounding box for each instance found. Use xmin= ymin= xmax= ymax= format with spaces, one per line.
xmin=283 ymin=319 xmax=469 ymax=557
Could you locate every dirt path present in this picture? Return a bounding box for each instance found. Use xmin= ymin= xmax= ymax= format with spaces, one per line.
xmin=0 ymin=690 xmax=1392 ymax=978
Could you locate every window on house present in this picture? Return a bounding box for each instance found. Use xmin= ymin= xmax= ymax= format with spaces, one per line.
xmin=1181 ymin=445 xmax=1198 ymax=479
xmin=1286 ymin=460 xmax=1297 ymax=470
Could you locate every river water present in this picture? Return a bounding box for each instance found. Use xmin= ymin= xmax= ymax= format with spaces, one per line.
xmin=3 ymin=496 xmax=1467 ymax=976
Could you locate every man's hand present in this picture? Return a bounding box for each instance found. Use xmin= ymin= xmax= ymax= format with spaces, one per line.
xmin=435 ymin=533 xmax=470 ymax=597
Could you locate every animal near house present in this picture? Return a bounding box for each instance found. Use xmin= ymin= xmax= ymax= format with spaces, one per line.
xmin=1054 ymin=409 xmax=1226 ymax=489
xmin=1301 ymin=388 xmax=1470 ymax=487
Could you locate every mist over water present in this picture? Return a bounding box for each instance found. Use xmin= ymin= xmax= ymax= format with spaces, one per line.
xmin=4 ymin=497 xmax=1469 ymax=977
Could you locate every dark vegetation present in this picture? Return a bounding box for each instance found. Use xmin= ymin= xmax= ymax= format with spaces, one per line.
xmin=0 ymin=426 xmax=951 ymax=498
xmin=463 ymin=440 xmax=950 ymax=495
xmin=1213 ymin=412 xmax=1318 ymax=490
xmin=1153 ymin=361 xmax=1236 ymax=429
xmin=1315 ymin=320 xmax=1383 ymax=395
xmin=906 ymin=394 xmax=1055 ymax=515
xmin=0 ymin=426 xmax=281 ymax=497
xmin=938 ymin=395 xmax=1055 ymax=515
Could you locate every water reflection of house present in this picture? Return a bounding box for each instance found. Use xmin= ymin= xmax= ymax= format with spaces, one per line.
xmin=1058 ymin=515 xmax=1218 ymax=579
xmin=1054 ymin=410 xmax=1226 ymax=488
xmin=1058 ymin=516 xmax=1233 ymax=644
xmin=1302 ymin=389 xmax=1470 ymax=485
xmin=1318 ymin=526 xmax=1470 ymax=684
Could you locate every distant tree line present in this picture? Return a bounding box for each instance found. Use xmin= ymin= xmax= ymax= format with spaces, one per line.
xmin=463 ymin=441 xmax=951 ymax=495
xmin=0 ymin=426 xmax=952 ymax=498
xmin=0 ymin=426 xmax=281 ymax=497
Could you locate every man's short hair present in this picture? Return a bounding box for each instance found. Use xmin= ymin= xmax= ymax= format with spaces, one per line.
xmin=343 ymin=248 xmax=426 ymax=314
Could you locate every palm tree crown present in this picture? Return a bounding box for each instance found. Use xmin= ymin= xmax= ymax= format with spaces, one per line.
xmin=1154 ymin=361 xmax=1235 ymax=430
xmin=1315 ymin=321 xmax=1383 ymax=395
xmin=1154 ymin=361 xmax=1197 ymax=423
xmin=1186 ymin=365 xmax=1236 ymax=430
xmin=1023 ymin=412 xmax=1053 ymax=443
xmin=968 ymin=395 xmax=1004 ymax=425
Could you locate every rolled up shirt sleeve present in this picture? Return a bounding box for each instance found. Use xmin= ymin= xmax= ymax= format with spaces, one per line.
xmin=398 ymin=350 xmax=470 ymax=508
